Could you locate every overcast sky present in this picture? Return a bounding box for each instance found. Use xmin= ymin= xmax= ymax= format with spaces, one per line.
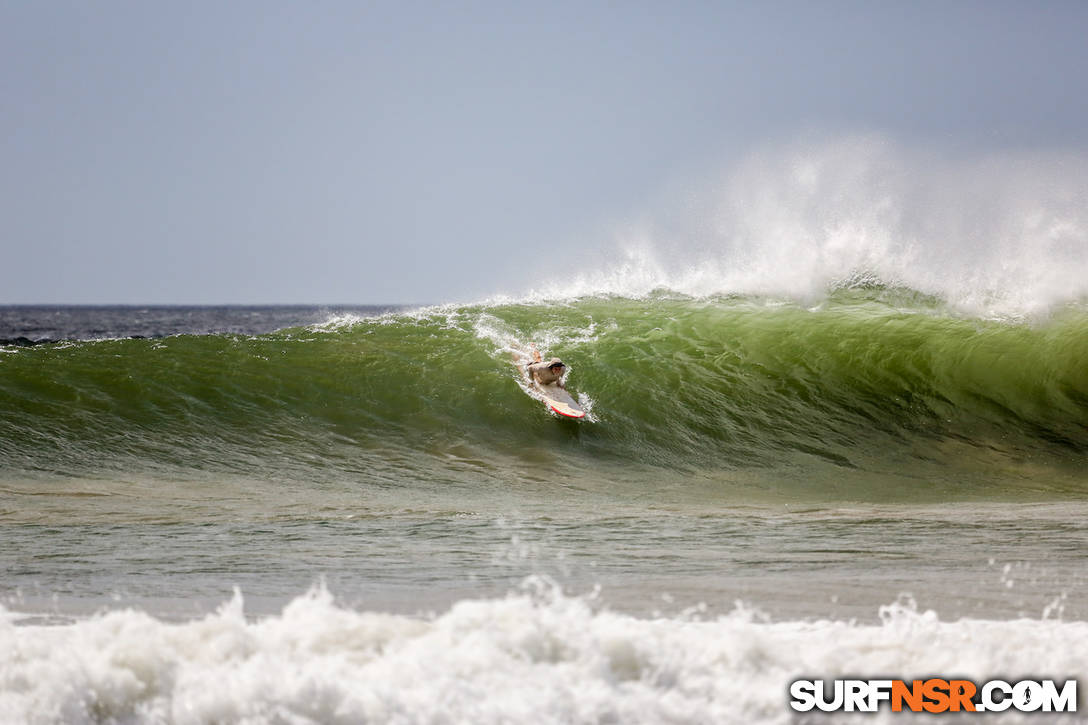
xmin=2 ymin=0 xmax=1087 ymax=304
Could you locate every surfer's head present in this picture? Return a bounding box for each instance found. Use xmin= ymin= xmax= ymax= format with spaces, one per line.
xmin=529 ymin=357 xmax=567 ymax=386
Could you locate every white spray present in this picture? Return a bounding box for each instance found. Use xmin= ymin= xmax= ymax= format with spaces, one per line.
xmin=533 ymin=135 xmax=1088 ymax=318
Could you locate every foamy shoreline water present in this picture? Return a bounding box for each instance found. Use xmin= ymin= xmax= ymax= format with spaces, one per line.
xmin=3 ymin=581 xmax=1085 ymax=725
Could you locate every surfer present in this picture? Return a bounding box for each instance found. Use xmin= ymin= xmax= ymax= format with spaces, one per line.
xmin=515 ymin=345 xmax=585 ymax=418
xmin=525 ymin=348 xmax=567 ymax=388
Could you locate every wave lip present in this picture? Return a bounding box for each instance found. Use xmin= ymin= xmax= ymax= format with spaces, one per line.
xmin=2 ymin=582 xmax=1085 ymax=725
xmin=528 ymin=137 xmax=1088 ymax=319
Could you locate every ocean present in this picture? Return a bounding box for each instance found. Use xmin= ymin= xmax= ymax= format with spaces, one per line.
xmin=1 ymin=289 xmax=1087 ymax=723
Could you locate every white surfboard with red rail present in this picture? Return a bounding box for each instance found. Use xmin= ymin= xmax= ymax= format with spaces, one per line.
xmin=532 ymin=381 xmax=586 ymax=419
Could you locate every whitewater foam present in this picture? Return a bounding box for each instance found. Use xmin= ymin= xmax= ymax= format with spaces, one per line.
xmin=2 ymin=581 xmax=1084 ymax=724
xmin=524 ymin=136 xmax=1088 ymax=319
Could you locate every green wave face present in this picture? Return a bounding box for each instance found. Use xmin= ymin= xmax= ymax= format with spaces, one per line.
xmin=2 ymin=292 xmax=1086 ymax=502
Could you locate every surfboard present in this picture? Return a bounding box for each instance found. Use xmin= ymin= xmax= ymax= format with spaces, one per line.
xmin=532 ymin=381 xmax=586 ymax=419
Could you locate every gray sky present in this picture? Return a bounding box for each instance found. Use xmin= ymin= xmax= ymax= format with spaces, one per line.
xmin=2 ymin=0 xmax=1087 ymax=304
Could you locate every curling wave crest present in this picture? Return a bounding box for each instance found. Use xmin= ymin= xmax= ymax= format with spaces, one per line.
xmin=528 ymin=137 xmax=1088 ymax=319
